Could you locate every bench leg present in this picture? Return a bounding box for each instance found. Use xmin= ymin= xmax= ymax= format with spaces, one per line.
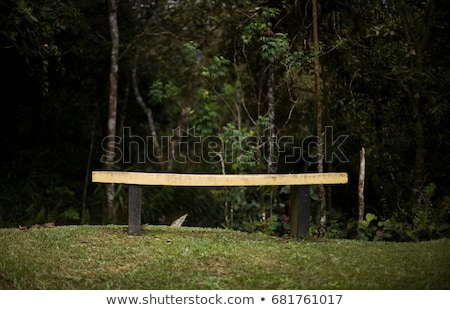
xmin=289 ymin=185 xmax=310 ymax=240
xmin=128 ymin=185 xmax=142 ymax=236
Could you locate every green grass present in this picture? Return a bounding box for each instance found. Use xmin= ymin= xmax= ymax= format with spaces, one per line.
xmin=1 ymin=225 xmax=449 ymax=289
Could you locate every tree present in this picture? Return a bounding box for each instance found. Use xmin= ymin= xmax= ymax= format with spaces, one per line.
xmin=1 ymin=0 xmax=448 ymax=238
xmin=321 ymin=0 xmax=450 ymax=227
xmin=396 ymin=0 xmax=436 ymax=206
xmin=311 ymin=0 xmax=327 ymax=237
xmin=0 ymin=0 xmax=79 ymax=94
xmin=104 ymin=0 xmax=119 ymax=223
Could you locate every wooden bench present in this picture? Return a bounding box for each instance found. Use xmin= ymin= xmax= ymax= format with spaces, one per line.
xmin=92 ymin=171 xmax=348 ymax=238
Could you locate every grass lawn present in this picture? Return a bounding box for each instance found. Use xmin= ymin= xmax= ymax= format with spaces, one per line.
xmin=0 ymin=225 xmax=449 ymax=289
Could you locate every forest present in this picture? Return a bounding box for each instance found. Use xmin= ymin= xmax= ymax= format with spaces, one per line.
xmin=1 ymin=0 xmax=449 ymax=241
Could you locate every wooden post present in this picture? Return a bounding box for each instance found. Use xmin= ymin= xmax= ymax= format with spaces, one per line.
xmin=128 ymin=185 xmax=142 ymax=236
xmin=289 ymin=185 xmax=311 ymax=240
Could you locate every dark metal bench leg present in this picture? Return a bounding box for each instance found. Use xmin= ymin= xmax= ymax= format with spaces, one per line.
xmin=128 ymin=185 xmax=142 ymax=236
xmin=289 ymin=185 xmax=310 ymax=240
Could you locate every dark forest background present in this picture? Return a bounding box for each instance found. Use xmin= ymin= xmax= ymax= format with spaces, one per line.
xmin=1 ymin=0 xmax=449 ymax=241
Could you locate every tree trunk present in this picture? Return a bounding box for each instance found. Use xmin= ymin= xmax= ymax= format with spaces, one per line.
xmin=266 ymin=65 xmax=278 ymax=229
xmin=267 ymin=65 xmax=277 ymax=174
xmin=358 ymin=147 xmax=366 ymax=228
xmin=104 ymin=0 xmax=119 ymax=223
xmin=411 ymin=90 xmax=425 ymax=205
xmin=82 ymin=127 xmax=95 ymax=224
xmin=312 ymin=0 xmax=327 ymax=238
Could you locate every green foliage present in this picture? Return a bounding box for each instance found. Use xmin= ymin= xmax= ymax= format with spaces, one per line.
xmin=242 ymin=213 xmax=281 ymax=235
xmin=0 ymin=0 xmax=79 ymax=94
xmin=0 ymin=178 xmax=83 ymax=227
xmin=183 ymin=41 xmax=202 ymax=64
xmin=201 ymin=56 xmax=231 ymax=79
xmin=412 ymin=183 xmax=450 ymax=240
xmin=214 ymin=118 xmax=289 ymax=236
xmin=147 ymin=80 xmax=180 ymax=104
xmin=242 ymin=7 xmax=291 ymax=64
xmin=356 ymin=213 xmax=378 ymax=241
xmin=219 ymin=123 xmax=259 ymax=173
xmin=191 ymin=101 xmax=222 ymax=137
xmin=259 ymin=33 xmax=290 ymax=63
xmin=351 ymin=184 xmax=450 ymax=241
xmin=1 ymin=0 xmax=449 ymax=243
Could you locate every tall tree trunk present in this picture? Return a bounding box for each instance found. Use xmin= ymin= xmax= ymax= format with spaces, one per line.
xmin=267 ymin=65 xmax=277 ymax=174
xmin=358 ymin=147 xmax=366 ymax=228
xmin=104 ymin=0 xmax=119 ymax=223
xmin=312 ymin=0 xmax=327 ymax=238
xmin=410 ymin=89 xmax=425 ymax=204
xmin=266 ymin=65 xmax=278 ymax=229
xmin=82 ymin=126 xmax=95 ymax=224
